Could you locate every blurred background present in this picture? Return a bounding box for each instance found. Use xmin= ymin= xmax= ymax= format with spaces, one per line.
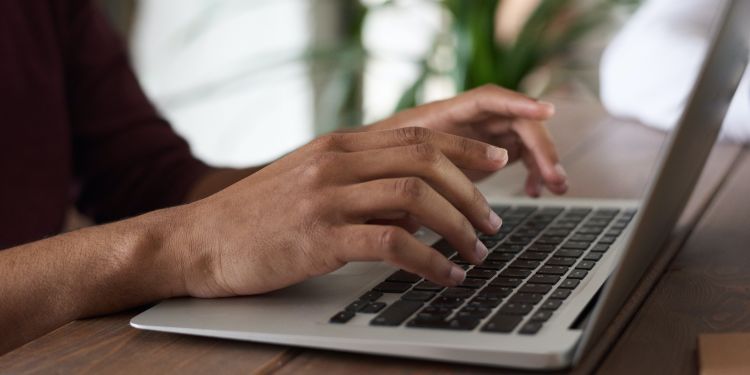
xmin=97 ymin=0 xmax=642 ymax=167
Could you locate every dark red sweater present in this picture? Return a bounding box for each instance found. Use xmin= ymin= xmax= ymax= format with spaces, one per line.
xmin=0 ymin=0 xmax=210 ymax=249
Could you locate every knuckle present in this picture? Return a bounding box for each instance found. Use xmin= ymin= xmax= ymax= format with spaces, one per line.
xmin=395 ymin=126 xmax=431 ymax=145
xmin=302 ymin=152 xmax=337 ymax=183
xmin=393 ymin=177 xmax=426 ymax=201
xmin=310 ymin=134 xmax=340 ymax=151
xmin=410 ymin=143 xmax=441 ymax=164
xmin=377 ymin=226 xmax=404 ymax=256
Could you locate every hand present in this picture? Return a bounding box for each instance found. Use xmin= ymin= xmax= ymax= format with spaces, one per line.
xmin=368 ymin=84 xmax=568 ymax=197
xmin=174 ymin=127 xmax=509 ymax=297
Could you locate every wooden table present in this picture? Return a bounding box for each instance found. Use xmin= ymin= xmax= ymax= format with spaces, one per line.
xmin=2 ymin=97 xmax=749 ymax=374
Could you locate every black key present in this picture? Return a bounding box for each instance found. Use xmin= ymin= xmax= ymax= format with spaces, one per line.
xmin=345 ymin=300 xmax=369 ymax=312
xmin=430 ymin=296 xmax=465 ymax=308
xmin=466 ymin=268 xmax=496 ymax=279
xmin=330 ymin=310 xmax=355 ymax=324
xmin=598 ymin=236 xmax=617 ymax=244
xmin=518 ymin=251 xmax=548 ymax=261
xmin=407 ymin=316 xmax=449 ymax=329
xmin=538 ymin=265 xmax=569 ymax=275
xmin=519 ymin=284 xmax=552 ymax=294
xmin=492 ymin=205 xmax=511 ymax=214
xmin=562 ymin=241 xmax=590 ymax=250
xmin=540 ymin=299 xmax=563 ymax=310
xmin=546 ymin=257 xmax=576 ymax=267
xmin=506 ymin=236 xmax=534 ymax=245
xmin=432 ymin=240 xmax=456 ymax=257
xmin=568 ymin=270 xmax=588 ymax=279
xmin=528 ymin=274 xmax=560 ymax=284
xmin=482 ymin=315 xmax=523 ymax=333
xmin=487 ymin=252 xmax=515 ymax=261
xmin=519 ymin=322 xmax=543 ymax=335
xmin=480 ymin=239 xmax=500 ymax=248
xmin=550 ymin=288 xmax=571 ymax=299
xmin=475 ymin=261 xmax=506 ymax=270
xmin=458 ymin=306 xmax=492 ymax=319
xmin=591 ymin=244 xmax=610 ymax=252
xmin=402 ymin=291 xmax=436 ymax=302
xmin=458 ymin=278 xmax=486 ymax=289
xmin=606 ymin=229 xmax=623 ymax=236
xmin=569 ymin=234 xmax=598 ymax=242
xmin=361 ymin=302 xmax=387 ymax=313
xmin=420 ymin=306 xmax=452 ymax=317
xmin=500 ymin=268 xmax=532 ymax=278
xmin=495 ymin=244 xmax=524 ymax=253
xmin=490 ymin=277 xmax=523 ymax=287
xmin=528 ymin=244 xmax=557 ymax=253
xmin=569 ymin=207 xmax=593 ymax=214
xmin=544 ymin=229 xmax=571 ymax=237
xmin=577 ymin=227 xmax=604 ymax=235
xmin=468 ymin=295 xmax=503 ymax=307
xmin=509 ymin=293 xmax=543 ymax=304
xmin=535 ymin=236 xmax=565 ymax=245
xmin=387 ymin=270 xmax=421 ymax=283
xmin=499 ymin=302 xmax=534 ymax=315
xmin=576 ymin=260 xmax=596 ymax=270
xmin=359 ymin=291 xmax=383 ymax=301
xmin=414 ymin=281 xmax=444 ymax=292
xmin=446 ymin=317 xmax=481 ymax=330
xmin=594 ymin=208 xmax=620 ymax=216
xmin=509 ymin=260 xmax=541 ymax=269
xmin=559 ymin=279 xmax=580 ymax=289
xmin=530 ymin=310 xmax=553 ymax=322
xmin=555 ymin=249 xmax=584 ymax=258
xmin=584 ymin=252 xmax=602 ymax=261
xmin=441 ymin=287 xmax=475 ymax=299
xmin=374 ymin=282 xmax=411 ymax=293
xmin=371 ymin=300 xmax=423 ymax=326
xmin=479 ymin=286 xmax=513 ymax=298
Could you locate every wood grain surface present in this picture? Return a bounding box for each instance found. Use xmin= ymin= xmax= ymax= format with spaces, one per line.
xmin=1 ymin=98 xmax=746 ymax=374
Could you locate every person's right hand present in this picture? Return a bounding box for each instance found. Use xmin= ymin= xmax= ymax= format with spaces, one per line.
xmin=172 ymin=127 xmax=509 ymax=298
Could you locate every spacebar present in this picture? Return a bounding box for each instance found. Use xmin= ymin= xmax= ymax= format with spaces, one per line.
xmin=370 ymin=301 xmax=423 ymax=326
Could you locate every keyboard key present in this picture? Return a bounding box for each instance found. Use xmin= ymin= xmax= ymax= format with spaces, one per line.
xmin=528 ymin=244 xmax=557 ymax=253
xmin=359 ymin=291 xmax=383 ymax=301
xmin=555 ymin=249 xmax=584 ymax=258
xmin=479 ymin=286 xmax=513 ymax=298
xmin=490 ymin=277 xmax=523 ymax=287
xmin=568 ymin=270 xmax=588 ymax=279
xmin=361 ymin=302 xmax=387 ymax=313
xmin=345 ymin=300 xmax=369 ymax=312
xmin=577 ymin=227 xmax=604 ymax=235
xmin=500 ymin=268 xmax=532 ymax=278
xmin=559 ymin=279 xmax=580 ymax=289
xmin=475 ymin=260 xmax=506 ymax=270
xmin=420 ymin=306 xmax=452 ymax=317
xmin=530 ymin=310 xmax=553 ymax=322
xmin=458 ymin=278 xmax=486 ymax=289
xmin=387 ymin=270 xmax=421 ymax=283
xmin=584 ymin=252 xmax=602 ymax=261
xmin=519 ymin=251 xmax=549 ymax=261
xmin=598 ymin=236 xmax=617 ymax=244
xmin=499 ymin=302 xmax=534 ymax=315
xmin=519 ymin=284 xmax=552 ymax=294
xmin=562 ymin=241 xmax=590 ymax=250
xmin=469 ymin=295 xmax=503 ymax=307
xmin=432 ymin=240 xmax=456 ymax=257
xmin=540 ymin=299 xmax=563 ymax=310
xmin=446 ymin=317 xmax=481 ymax=330
xmin=494 ymin=245 xmax=524 ymax=253
xmin=371 ymin=300 xmax=423 ymax=326
xmin=550 ymin=289 xmax=571 ymax=299
xmin=374 ymin=282 xmax=411 ymax=293
xmin=441 ymin=287 xmax=475 ymax=299
xmin=576 ymin=260 xmax=596 ymax=270
xmin=569 ymin=234 xmax=597 ymax=242
xmin=430 ymin=296 xmax=465 ymax=308
xmin=509 ymin=260 xmax=541 ymax=269
xmin=402 ymin=291 xmax=436 ymax=302
xmin=538 ymin=265 xmax=569 ymax=275
xmin=413 ymin=281 xmax=444 ymax=292
xmin=458 ymin=306 xmax=493 ymax=319
xmin=529 ymin=274 xmax=560 ymax=284
xmin=545 ymin=257 xmax=576 ymax=267
xmin=466 ymin=268 xmax=496 ymax=279
xmin=487 ymin=252 xmax=515 ymax=262
xmin=519 ymin=322 xmax=543 ymax=335
xmin=509 ymin=293 xmax=543 ymax=304
xmin=535 ymin=236 xmax=565 ymax=245
xmin=330 ymin=310 xmax=355 ymax=324
xmin=482 ymin=315 xmax=523 ymax=333
xmin=591 ymin=244 xmax=610 ymax=252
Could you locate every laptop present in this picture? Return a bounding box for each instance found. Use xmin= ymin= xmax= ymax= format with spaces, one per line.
xmin=131 ymin=0 xmax=749 ymax=369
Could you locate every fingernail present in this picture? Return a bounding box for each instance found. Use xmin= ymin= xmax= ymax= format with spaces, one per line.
xmin=474 ymin=239 xmax=489 ymax=262
xmin=554 ymin=163 xmax=568 ymax=179
xmin=449 ymin=264 xmax=466 ymax=285
xmin=486 ymin=146 xmax=508 ymax=163
xmin=489 ymin=210 xmax=502 ymax=232
xmin=538 ymin=100 xmax=556 ymax=116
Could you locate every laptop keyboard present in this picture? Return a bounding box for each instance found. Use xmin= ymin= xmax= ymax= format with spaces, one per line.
xmin=329 ymin=205 xmax=637 ymax=335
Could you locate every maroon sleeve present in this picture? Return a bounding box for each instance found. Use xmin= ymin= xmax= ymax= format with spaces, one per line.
xmin=64 ymin=1 xmax=211 ymax=223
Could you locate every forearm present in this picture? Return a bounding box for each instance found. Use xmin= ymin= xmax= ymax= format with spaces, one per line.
xmin=0 ymin=207 xmax=186 ymax=354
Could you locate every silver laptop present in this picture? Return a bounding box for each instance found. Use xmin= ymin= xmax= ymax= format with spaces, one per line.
xmin=131 ymin=1 xmax=749 ymax=369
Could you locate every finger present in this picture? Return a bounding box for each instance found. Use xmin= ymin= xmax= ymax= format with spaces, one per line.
xmin=343 ymin=143 xmax=502 ymax=234
xmin=522 ymin=151 xmax=544 ymax=198
xmin=512 ymin=119 xmax=568 ymax=192
xmin=343 ymin=177 xmax=489 ymax=264
xmin=318 ymin=127 xmax=509 ymax=172
xmin=368 ymin=217 xmax=421 ymax=234
xmin=341 ymin=224 xmax=466 ymax=286
xmin=436 ymin=84 xmax=555 ymax=123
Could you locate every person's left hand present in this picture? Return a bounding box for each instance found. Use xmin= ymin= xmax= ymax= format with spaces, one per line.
xmin=366 ymin=84 xmax=567 ymax=197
